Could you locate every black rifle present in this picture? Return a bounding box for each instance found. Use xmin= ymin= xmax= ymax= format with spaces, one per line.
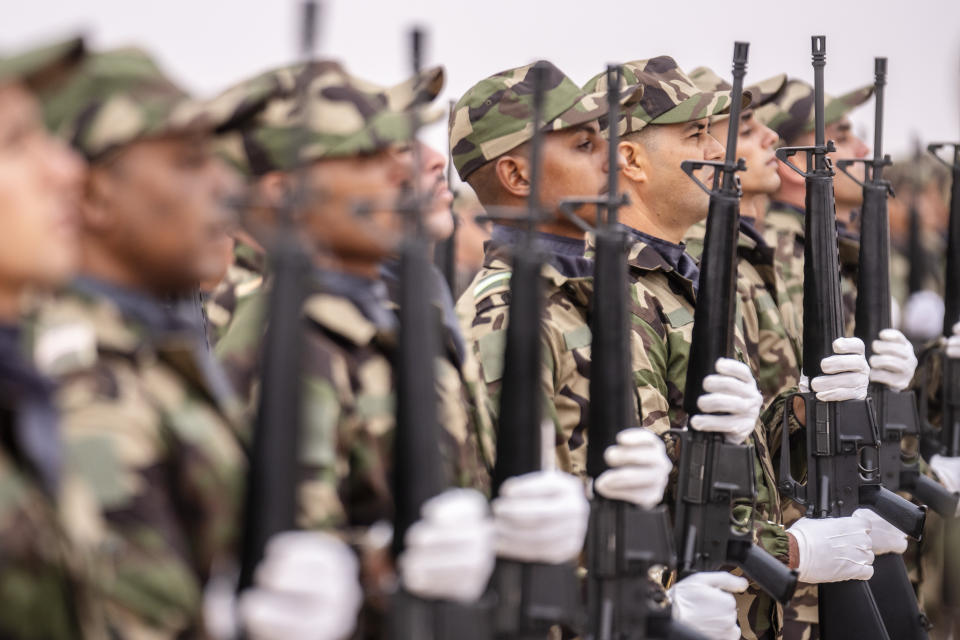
xmin=470 ymin=62 xmax=583 ymax=640
xmin=236 ymin=0 xmax=317 ymax=595
xmin=923 ymin=141 xmax=960 ymax=460
xmin=673 ymin=42 xmax=797 ymax=606
xmin=433 ymin=99 xmax=458 ymax=295
xmin=777 ymin=36 xmax=925 ymax=640
xmin=907 ymin=200 xmax=927 ymax=296
xmin=837 ymin=57 xmax=940 ymax=640
xmin=388 ymin=29 xmax=492 ymax=639
xmin=580 ymin=66 xmax=706 ymax=640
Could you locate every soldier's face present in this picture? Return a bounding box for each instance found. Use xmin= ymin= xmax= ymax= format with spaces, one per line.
xmin=713 ymin=110 xmax=780 ymax=195
xmin=301 ymin=147 xmax=410 ymax=265
xmin=539 ymin=123 xmax=610 ymax=226
xmin=828 ymin=117 xmax=869 ymax=206
xmin=0 ymin=83 xmax=84 ymax=294
xmin=86 ymin=134 xmax=235 ymax=295
xmin=413 ymin=141 xmax=455 ymax=242
xmin=634 ymin=118 xmax=724 ymax=225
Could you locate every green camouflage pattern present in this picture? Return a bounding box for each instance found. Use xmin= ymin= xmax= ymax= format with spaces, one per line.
xmin=42 ymin=46 xmax=280 ymax=161
xmin=688 ymin=66 xmax=787 ymax=111
xmin=607 ymin=234 xmax=789 ymax=639
xmin=763 ymin=204 xmax=806 ymax=350
xmin=684 ymin=222 xmax=802 ymax=404
xmin=34 ymin=288 xmax=245 ymax=638
xmin=582 ymin=56 xmax=744 ymax=136
xmin=449 ymin=60 xmax=626 ymax=179
xmin=0 ymin=36 xmax=84 ymax=87
xmin=455 ymin=237 xmax=617 ymax=478
xmin=204 ymin=236 xmax=266 ymax=345
xmin=753 ymin=79 xmax=873 ymax=144
xmin=214 ymin=274 xmax=493 ymax=529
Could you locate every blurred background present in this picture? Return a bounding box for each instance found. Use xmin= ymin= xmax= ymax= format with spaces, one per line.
xmin=6 ymin=0 xmax=960 ymax=160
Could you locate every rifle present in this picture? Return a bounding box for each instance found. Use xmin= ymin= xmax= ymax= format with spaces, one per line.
xmin=923 ymin=141 xmax=960 ymax=460
xmin=472 ymin=62 xmax=582 ymax=639
xmin=777 ymin=36 xmax=925 ymax=639
xmin=837 ymin=56 xmax=941 ymax=640
xmin=907 ymin=200 xmax=927 ymax=296
xmin=672 ymin=41 xmax=797 ymax=606
xmin=236 ymin=0 xmax=317 ymax=595
xmin=388 ymin=28 xmax=492 ymax=639
xmin=575 ymin=65 xmax=707 ymax=640
xmin=433 ymin=99 xmax=458 ymax=295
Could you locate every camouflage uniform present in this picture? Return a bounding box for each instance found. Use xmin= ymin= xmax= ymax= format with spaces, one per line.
xmin=204 ymin=235 xmax=266 ymax=345
xmin=34 ymin=47 xmax=274 ymax=637
xmin=584 ymin=59 xmax=788 ymax=640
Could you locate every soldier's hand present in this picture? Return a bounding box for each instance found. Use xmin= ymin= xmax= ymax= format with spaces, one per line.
xmin=853 ymin=508 xmax=908 ymax=555
xmin=902 ymin=291 xmax=944 ymax=340
xmin=868 ymin=328 xmax=918 ymax=391
xmin=668 ymin=572 xmax=748 ymax=640
xmin=810 ymin=337 xmax=870 ymax=402
xmin=947 ymin=321 xmax=960 ymax=359
xmin=689 ymin=358 xmax=762 ymax=444
xmin=398 ymin=489 xmax=495 ymax=603
xmin=239 ymin=531 xmax=363 ymax=640
xmin=594 ymin=428 xmax=672 ymax=508
xmin=786 ymin=515 xmax=874 ymax=583
xmin=492 ymin=471 xmax=589 ymax=564
xmin=930 ymin=455 xmax=960 ymax=512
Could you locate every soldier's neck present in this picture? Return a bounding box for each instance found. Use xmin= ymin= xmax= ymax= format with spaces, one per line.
xmin=772 ymin=183 xmax=805 ymax=212
xmin=533 ymin=219 xmax=585 ymax=240
xmin=740 ymin=194 xmax=765 ymax=227
xmin=314 ymin=253 xmax=381 ymax=279
xmin=80 ymin=244 xmax=165 ymax=299
xmin=619 ymin=200 xmax=687 ymax=245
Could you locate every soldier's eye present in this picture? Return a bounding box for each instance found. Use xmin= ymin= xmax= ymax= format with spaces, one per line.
xmin=578 ymin=139 xmax=593 ymax=151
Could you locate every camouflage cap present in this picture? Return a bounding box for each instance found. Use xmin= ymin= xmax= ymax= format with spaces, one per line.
xmin=43 ymin=47 xmax=279 ymax=162
xmin=225 ymin=60 xmax=443 ymax=176
xmin=449 ymin=60 xmax=639 ymax=180
xmin=0 ymin=36 xmax=85 ymax=88
xmin=583 ymin=56 xmax=749 ymax=136
xmin=752 ymin=78 xmax=874 ymax=143
xmin=688 ymin=66 xmax=787 ymax=110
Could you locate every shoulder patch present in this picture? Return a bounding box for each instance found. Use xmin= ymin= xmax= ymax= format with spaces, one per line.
xmin=562 ymin=324 xmax=592 ymax=351
xmin=473 ymin=271 xmax=512 ymax=299
xmin=664 ymin=306 xmax=694 ymax=327
xmin=478 ymin=329 xmax=507 ymax=383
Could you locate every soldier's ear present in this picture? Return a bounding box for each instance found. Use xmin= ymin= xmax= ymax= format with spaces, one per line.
xmin=619 ymin=139 xmax=647 ymax=185
xmin=494 ymin=154 xmax=530 ymax=199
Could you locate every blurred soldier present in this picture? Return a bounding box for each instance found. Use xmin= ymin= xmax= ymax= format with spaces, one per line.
xmin=584 ymin=59 xmax=889 ymax=640
xmin=34 ymin=47 xmax=275 ymax=637
xmin=0 ymin=35 xmax=112 ymax=640
xmin=684 ymin=67 xmax=801 ymax=404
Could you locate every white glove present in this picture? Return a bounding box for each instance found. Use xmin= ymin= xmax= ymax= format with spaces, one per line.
xmin=947 ymin=321 xmax=960 ymax=359
xmin=668 ymin=572 xmax=748 ymax=640
xmin=902 ymin=291 xmax=945 ymax=340
xmin=398 ymin=489 xmax=495 ymax=603
xmin=787 ymin=515 xmax=874 ymax=583
xmin=492 ymin=470 xmax=589 ymax=564
xmin=930 ymin=455 xmax=960 ymax=494
xmin=852 ymin=508 xmax=908 ymax=555
xmin=869 ymin=328 xmax=918 ymax=391
xmin=238 ymin=532 xmax=363 ymax=640
xmin=594 ymin=428 xmax=672 ymax=508
xmin=809 ymin=337 xmax=870 ymax=402
xmin=689 ymin=358 xmax=762 ymax=444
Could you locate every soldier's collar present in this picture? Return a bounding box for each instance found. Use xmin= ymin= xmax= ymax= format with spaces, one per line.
xmin=71 ymin=276 xmax=198 ymax=338
xmin=488 ymin=224 xmax=593 ymax=281
xmin=303 ymin=269 xmax=396 ymax=346
xmin=737 ymin=217 xmax=775 ymax=264
xmin=621 ymin=231 xmax=698 ymax=301
xmin=769 ymin=200 xmax=806 ymax=220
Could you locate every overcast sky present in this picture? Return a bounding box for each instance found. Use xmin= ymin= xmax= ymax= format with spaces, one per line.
xmin=6 ymin=0 xmax=960 ymax=160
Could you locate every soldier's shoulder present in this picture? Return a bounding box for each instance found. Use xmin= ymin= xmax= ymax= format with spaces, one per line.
xmin=627 ymin=266 xmax=694 ymax=337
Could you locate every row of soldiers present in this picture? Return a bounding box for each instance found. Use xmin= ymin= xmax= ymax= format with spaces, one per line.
xmin=0 ymin=18 xmax=957 ymax=640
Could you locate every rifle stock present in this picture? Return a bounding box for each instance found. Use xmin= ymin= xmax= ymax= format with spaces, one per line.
xmin=673 ymin=41 xmax=797 ymax=605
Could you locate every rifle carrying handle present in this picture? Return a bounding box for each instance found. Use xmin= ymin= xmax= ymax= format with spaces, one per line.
xmin=911 ymin=474 xmax=960 ymax=519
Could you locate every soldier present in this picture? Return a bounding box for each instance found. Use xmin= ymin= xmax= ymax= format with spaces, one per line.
xmin=583 ymin=58 xmax=893 ymax=640
xmin=30 ymin=46 xmax=281 ymax=637
xmin=214 ymin=59 xmax=590 ymax=638
xmin=453 ymin=59 xmax=749 ymax=640
xmin=684 ymin=66 xmax=802 ymax=404
xmin=0 ymin=35 xmax=114 ymax=640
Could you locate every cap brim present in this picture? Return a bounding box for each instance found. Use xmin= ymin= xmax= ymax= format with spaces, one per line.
xmin=0 ymin=36 xmax=85 ymax=87
xmin=745 ymin=73 xmax=788 ymax=108
xmin=385 ymin=65 xmax=445 ymax=111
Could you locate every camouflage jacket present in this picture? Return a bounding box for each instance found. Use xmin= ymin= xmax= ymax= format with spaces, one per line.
xmin=684 ymin=219 xmax=802 ymax=405
xmin=35 ymin=279 xmax=245 ymax=639
xmin=0 ymin=326 xmax=109 ymax=640
xmin=204 ymin=236 xmax=266 ymax=346
xmin=763 ymin=202 xmax=806 ymax=349
xmin=456 ymin=226 xmax=602 ymax=478
xmin=615 ymin=232 xmax=788 ymax=640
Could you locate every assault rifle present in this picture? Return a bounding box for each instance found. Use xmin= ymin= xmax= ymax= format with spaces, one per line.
xmin=777 ymin=36 xmax=926 ymax=639
xmin=389 ymin=28 xmax=492 ymax=639
xmin=673 ymin=41 xmax=797 ymax=606
xmin=837 ymin=56 xmax=942 ymax=640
